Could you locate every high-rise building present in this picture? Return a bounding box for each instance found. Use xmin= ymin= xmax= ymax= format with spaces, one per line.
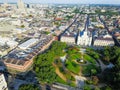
xmin=0 ymin=73 xmax=8 ymax=90
xmin=17 ymin=0 xmax=25 ymax=9
xmin=17 ymin=0 xmax=27 ymax=14
xmin=27 ymin=4 xmax=30 ymax=8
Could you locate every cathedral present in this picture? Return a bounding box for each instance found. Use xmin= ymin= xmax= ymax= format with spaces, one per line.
xmin=77 ymin=26 xmax=92 ymax=46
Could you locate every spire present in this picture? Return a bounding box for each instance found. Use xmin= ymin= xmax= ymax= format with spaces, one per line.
xmin=84 ymin=24 xmax=88 ymax=32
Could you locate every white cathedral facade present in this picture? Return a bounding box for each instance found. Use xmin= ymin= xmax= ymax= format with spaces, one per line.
xmin=77 ymin=27 xmax=92 ymax=46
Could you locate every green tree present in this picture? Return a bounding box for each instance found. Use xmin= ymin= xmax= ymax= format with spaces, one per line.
xmin=19 ymin=84 xmax=40 ymax=90
xmin=92 ymin=76 xmax=99 ymax=85
xmin=34 ymin=41 xmax=67 ymax=84
xmin=83 ymin=85 xmax=91 ymax=90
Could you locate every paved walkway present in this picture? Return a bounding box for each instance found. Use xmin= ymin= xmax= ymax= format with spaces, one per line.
xmin=13 ymin=79 xmax=27 ymax=90
xmin=75 ymin=76 xmax=86 ymax=88
xmin=97 ymin=59 xmax=107 ymax=71
xmin=53 ymin=63 xmax=67 ymax=81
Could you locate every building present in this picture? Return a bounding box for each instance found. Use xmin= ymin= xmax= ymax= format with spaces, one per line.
xmin=93 ymin=38 xmax=114 ymax=48
xmin=60 ymin=32 xmax=76 ymax=44
xmin=0 ymin=73 xmax=8 ymax=90
xmin=0 ymin=45 xmax=10 ymax=56
xmin=17 ymin=0 xmax=25 ymax=10
xmin=0 ymin=37 xmax=18 ymax=47
xmin=4 ymin=36 xmax=55 ymax=72
xmin=4 ymin=57 xmax=33 ymax=72
xmin=17 ymin=0 xmax=26 ymax=14
xmin=18 ymin=38 xmax=39 ymax=50
xmin=93 ymin=34 xmax=115 ymax=48
xmin=0 ymin=37 xmax=18 ymax=56
xmin=77 ymin=27 xmax=92 ymax=46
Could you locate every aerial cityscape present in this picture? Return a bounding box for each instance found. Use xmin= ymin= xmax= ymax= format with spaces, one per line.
xmin=0 ymin=0 xmax=120 ymax=90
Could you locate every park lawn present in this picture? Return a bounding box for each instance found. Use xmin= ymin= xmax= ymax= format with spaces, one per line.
xmin=68 ymin=53 xmax=81 ymax=60
xmin=56 ymin=74 xmax=76 ymax=87
xmin=56 ymin=76 xmax=67 ymax=84
xmin=83 ymin=54 xmax=96 ymax=64
xmin=58 ymin=66 xmax=76 ymax=81
xmin=66 ymin=61 xmax=80 ymax=74
xmin=69 ymin=81 xmax=76 ymax=87
xmin=82 ymin=64 xmax=98 ymax=76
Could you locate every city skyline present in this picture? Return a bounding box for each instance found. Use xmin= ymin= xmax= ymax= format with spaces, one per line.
xmin=1 ymin=0 xmax=120 ymax=4
xmin=0 ymin=0 xmax=120 ymax=89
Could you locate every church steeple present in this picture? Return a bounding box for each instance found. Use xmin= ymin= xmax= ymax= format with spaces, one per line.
xmin=85 ymin=24 xmax=88 ymax=32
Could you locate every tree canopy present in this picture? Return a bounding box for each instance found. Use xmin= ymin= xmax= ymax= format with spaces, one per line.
xmin=34 ymin=41 xmax=67 ymax=84
xmin=19 ymin=84 xmax=40 ymax=90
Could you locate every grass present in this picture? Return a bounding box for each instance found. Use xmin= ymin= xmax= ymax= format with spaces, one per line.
xmin=64 ymin=72 xmax=75 ymax=81
xmin=58 ymin=66 xmax=76 ymax=81
xmin=56 ymin=76 xmax=76 ymax=87
xmin=56 ymin=76 xmax=67 ymax=84
xmin=82 ymin=64 xmax=99 ymax=76
xmin=69 ymin=53 xmax=81 ymax=60
xmin=68 ymin=82 xmax=76 ymax=87
xmin=56 ymin=66 xmax=77 ymax=87
xmin=83 ymin=54 xmax=96 ymax=64
xmin=66 ymin=61 xmax=80 ymax=74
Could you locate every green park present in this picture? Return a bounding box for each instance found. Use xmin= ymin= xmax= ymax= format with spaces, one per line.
xmin=33 ymin=41 xmax=101 ymax=87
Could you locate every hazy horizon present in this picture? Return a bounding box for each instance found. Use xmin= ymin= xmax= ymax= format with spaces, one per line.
xmin=0 ymin=0 xmax=120 ymax=5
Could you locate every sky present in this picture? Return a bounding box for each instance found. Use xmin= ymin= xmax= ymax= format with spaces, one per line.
xmin=1 ymin=0 xmax=120 ymax=4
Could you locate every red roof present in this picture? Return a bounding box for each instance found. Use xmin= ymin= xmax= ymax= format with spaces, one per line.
xmin=55 ymin=18 xmax=62 ymax=21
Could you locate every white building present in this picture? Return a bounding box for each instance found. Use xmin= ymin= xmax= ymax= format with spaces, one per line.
xmin=13 ymin=28 xmax=27 ymax=34
xmin=93 ymin=35 xmax=114 ymax=48
xmin=0 ymin=37 xmax=18 ymax=56
xmin=18 ymin=38 xmax=39 ymax=50
xmin=61 ymin=32 xmax=75 ymax=44
xmin=94 ymin=38 xmax=114 ymax=47
xmin=7 ymin=41 xmax=18 ymax=48
xmin=17 ymin=0 xmax=26 ymax=14
xmin=0 ymin=73 xmax=8 ymax=90
xmin=10 ymin=20 xmax=21 ymax=26
xmin=77 ymin=27 xmax=92 ymax=46
xmin=17 ymin=0 xmax=25 ymax=10
xmin=0 ymin=37 xmax=18 ymax=47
